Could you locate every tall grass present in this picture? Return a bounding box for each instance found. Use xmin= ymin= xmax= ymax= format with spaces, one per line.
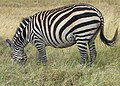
xmin=0 ymin=0 xmax=120 ymax=86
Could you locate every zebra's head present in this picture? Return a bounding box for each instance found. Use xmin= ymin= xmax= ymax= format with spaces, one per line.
xmin=6 ymin=39 xmax=27 ymax=65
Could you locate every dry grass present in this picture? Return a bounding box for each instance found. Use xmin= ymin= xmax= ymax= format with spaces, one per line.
xmin=0 ymin=0 xmax=120 ymax=86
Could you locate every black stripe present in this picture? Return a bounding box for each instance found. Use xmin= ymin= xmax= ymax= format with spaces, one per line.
xmin=19 ymin=34 xmax=24 ymax=44
xmin=74 ymin=27 xmax=98 ymax=34
xmin=76 ymin=38 xmax=89 ymax=41
xmin=77 ymin=42 xmax=87 ymax=46
xmin=73 ymin=7 xmax=96 ymax=12
xmin=20 ymin=23 xmax=24 ymax=29
xmin=34 ymin=39 xmax=42 ymax=44
xmin=22 ymin=19 xmax=29 ymax=25
xmin=78 ymin=45 xmax=87 ymax=50
xmin=17 ymin=28 xmax=21 ymax=34
xmin=35 ymin=15 xmax=40 ymax=32
xmin=32 ymin=16 xmax=35 ymax=35
xmin=75 ymin=33 xmax=94 ymax=38
xmin=65 ymin=20 xmax=99 ymax=38
xmin=42 ymin=11 xmax=45 ymax=20
xmin=38 ymin=13 xmax=44 ymax=38
xmin=22 ymin=28 xmax=26 ymax=40
xmin=31 ymin=31 xmax=34 ymax=41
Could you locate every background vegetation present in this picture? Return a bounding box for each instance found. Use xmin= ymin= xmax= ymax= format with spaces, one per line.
xmin=0 ymin=0 xmax=120 ymax=86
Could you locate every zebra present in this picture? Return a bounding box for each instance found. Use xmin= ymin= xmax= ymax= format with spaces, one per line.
xmin=6 ymin=4 xmax=118 ymax=66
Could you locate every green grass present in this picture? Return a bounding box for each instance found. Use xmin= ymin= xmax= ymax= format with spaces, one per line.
xmin=0 ymin=0 xmax=120 ymax=86
xmin=0 ymin=42 xmax=120 ymax=86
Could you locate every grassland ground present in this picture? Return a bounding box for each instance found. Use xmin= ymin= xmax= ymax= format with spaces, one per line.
xmin=0 ymin=0 xmax=120 ymax=86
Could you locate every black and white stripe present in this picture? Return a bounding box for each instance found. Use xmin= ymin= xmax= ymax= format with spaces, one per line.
xmin=6 ymin=4 xmax=118 ymax=65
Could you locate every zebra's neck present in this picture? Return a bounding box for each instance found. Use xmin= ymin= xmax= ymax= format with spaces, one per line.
xmin=12 ymin=17 xmax=32 ymax=49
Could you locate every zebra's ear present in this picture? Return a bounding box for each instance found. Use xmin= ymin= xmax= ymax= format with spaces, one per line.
xmin=6 ymin=39 xmax=13 ymax=48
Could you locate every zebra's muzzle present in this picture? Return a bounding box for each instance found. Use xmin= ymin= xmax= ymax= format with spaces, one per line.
xmin=13 ymin=57 xmax=27 ymax=66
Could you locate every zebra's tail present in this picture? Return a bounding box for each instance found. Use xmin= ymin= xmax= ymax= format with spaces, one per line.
xmin=100 ymin=21 xmax=118 ymax=46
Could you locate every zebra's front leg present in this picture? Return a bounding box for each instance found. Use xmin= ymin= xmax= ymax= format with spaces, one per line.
xmin=88 ymin=41 xmax=97 ymax=65
xmin=36 ymin=51 xmax=42 ymax=64
xmin=36 ymin=44 xmax=47 ymax=66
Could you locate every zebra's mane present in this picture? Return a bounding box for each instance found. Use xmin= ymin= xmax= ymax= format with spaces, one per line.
xmin=17 ymin=17 xmax=30 ymax=33
xmin=12 ymin=16 xmax=32 ymax=44
xmin=17 ymin=16 xmax=33 ymax=32
xmin=21 ymin=17 xmax=29 ymax=23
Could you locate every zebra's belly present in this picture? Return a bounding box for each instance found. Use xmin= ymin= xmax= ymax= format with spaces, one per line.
xmin=50 ymin=34 xmax=76 ymax=48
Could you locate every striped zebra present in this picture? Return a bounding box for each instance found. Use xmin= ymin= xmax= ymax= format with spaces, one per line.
xmin=6 ymin=4 xmax=118 ymax=66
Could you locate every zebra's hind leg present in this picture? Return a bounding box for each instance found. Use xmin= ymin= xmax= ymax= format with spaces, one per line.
xmin=36 ymin=44 xmax=47 ymax=66
xmin=88 ymin=41 xmax=97 ymax=65
xmin=79 ymin=43 xmax=89 ymax=65
xmin=75 ymin=38 xmax=89 ymax=64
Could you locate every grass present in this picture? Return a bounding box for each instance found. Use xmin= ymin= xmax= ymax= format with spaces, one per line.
xmin=0 ymin=0 xmax=120 ymax=86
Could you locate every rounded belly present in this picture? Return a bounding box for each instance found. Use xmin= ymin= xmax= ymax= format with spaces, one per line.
xmin=52 ymin=35 xmax=76 ymax=48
